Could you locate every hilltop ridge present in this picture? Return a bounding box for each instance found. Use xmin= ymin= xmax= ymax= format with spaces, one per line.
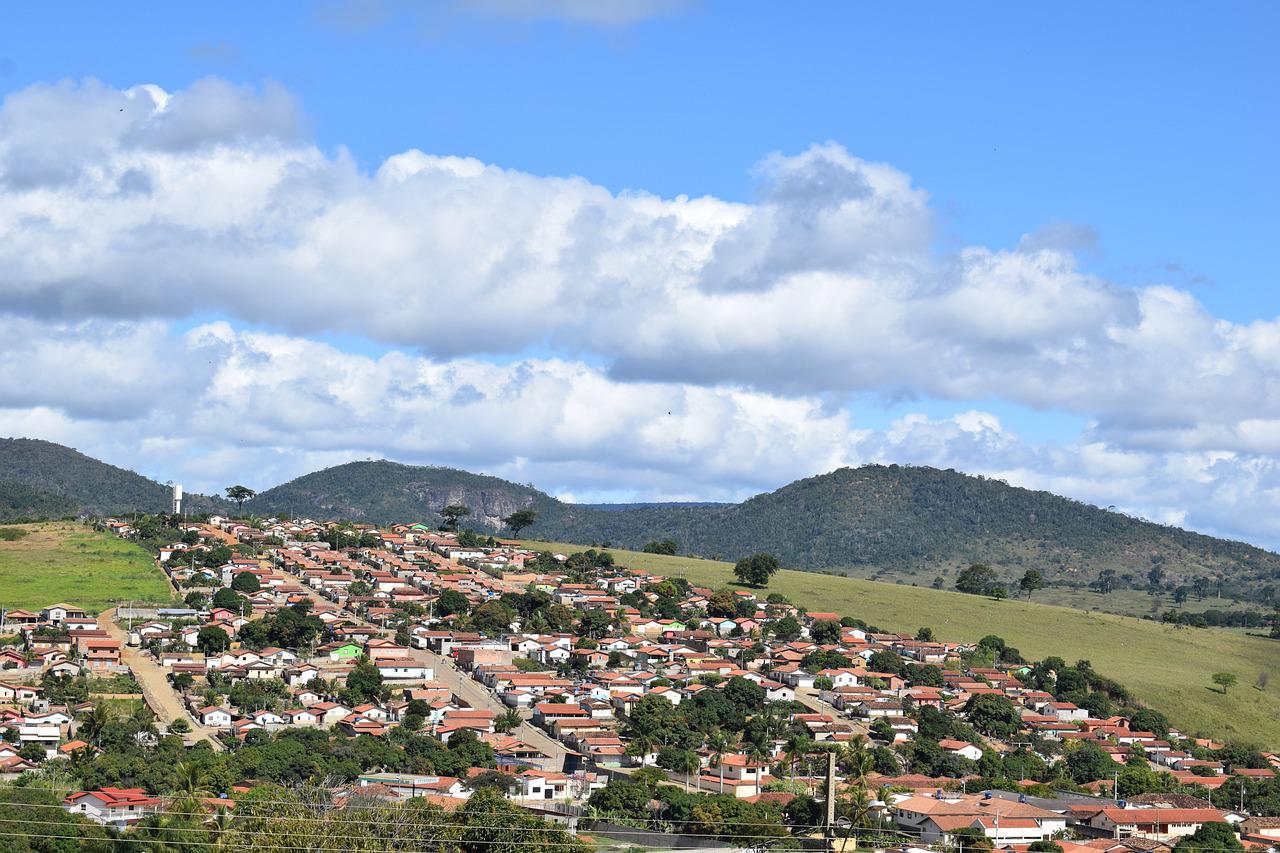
xmin=3 ymin=439 xmax=1278 ymax=605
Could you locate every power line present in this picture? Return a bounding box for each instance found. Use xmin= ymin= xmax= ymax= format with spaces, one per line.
xmin=0 ymin=800 xmax=838 ymax=837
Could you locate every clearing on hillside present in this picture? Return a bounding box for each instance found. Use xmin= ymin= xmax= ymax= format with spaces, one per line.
xmin=0 ymin=522 xmax=172 ymax=614
xmin=522 ymin=539 xmax=1280 ymax=748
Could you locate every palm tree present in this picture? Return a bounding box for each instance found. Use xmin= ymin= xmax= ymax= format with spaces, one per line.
xmin=173 ymin=761 xmax=211 ymax=797
xmin=207 ymin=807 xmax=234 ymax=852
xmin=707 ymin=729 xmax=732 ymax=795
xmin=626 ymin=734 xmax=656 ymax=767
xmin=77 ymin=703 xmax=112 ymax=746
xmin=494 ymin=709 xmax=523 ymax=734
xmin=783 ymin=733 xmax=814 ymax=785
xmin=844 ymin=742 xmax=875 ymax=795
xmin=677 ymin=750 xmax=701 ymax=793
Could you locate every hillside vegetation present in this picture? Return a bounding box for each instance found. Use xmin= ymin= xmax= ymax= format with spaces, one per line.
xmin=257 ymin=460 xmax=1280 ymax=605
xmin=0 ymin=438 xmax=224 ymax=517
xmin=0 ymin=522 xmax=172 ymax=612
xmin=523 ymin=539 xmax=1280 ymax=747
xmin=5 ymin=442 xmax=1278 ymax=608
xmin=0 ymin=480 xmax=79 ymax=522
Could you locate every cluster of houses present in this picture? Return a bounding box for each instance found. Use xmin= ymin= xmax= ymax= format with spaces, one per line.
xmin=0 ymin=602 xmax=128 ymax=775
xmin=12 ymin=515 xmax=1280 ymax=849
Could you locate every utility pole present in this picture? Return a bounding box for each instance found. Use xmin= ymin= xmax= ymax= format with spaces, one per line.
xmin=826 ymin=750 xmax=837 ymax=841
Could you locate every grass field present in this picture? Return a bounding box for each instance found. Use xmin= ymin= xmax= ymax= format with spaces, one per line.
xmin=0 ymin=522 xmax=172 ymax=613
xmin=523 ymin=540 xmax=1280 ymax=747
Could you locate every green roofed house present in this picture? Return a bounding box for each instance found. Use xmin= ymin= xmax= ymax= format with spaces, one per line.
xmin=321 ymin=642 xmax=362 ymax=662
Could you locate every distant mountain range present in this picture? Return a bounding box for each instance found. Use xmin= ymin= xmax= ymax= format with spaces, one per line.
xmin=3 ymin=437 xmax=1278 ymax=603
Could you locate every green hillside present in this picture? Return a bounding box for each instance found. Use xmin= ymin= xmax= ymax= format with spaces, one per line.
xmin=252 ymin=459 xmax=576 ymax=529
xmin=0 ymin=522 xmax=172 ymax=612
xmin=7 ymin=443 xmax=1279 ymax=610
xmin=0 ymin=481 xmax=79 ymax=522
xmin=256 ymin=459 xmax=1280 ymax=607
xmin=524 ymin=539 xmax=1280 ymax=748
xmin=0 ymin=438 xmax=224 ymax=517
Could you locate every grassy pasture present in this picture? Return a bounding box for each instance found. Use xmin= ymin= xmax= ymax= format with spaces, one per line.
xmin=522 ymin=539 xmax=1280 ymax=747
xmin=0 ymin=522 xmax=171 ymax=613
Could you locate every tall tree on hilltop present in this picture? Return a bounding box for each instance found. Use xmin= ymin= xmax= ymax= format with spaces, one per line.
xmin=225 ymin=485 xmax=256 ymax=512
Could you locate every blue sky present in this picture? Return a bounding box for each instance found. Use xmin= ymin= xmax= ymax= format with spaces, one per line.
xmin=1 ymin=2 xmax=1279 ymax=545
xmin=6 ymin=2 xmax=1276 ymax=320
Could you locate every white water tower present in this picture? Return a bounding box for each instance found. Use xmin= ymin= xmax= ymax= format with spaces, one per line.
xmin=172 ymin=483 xmax=183 ymax=515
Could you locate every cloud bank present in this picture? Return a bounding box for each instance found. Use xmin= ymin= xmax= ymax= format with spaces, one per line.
xmin=2 ymin=79 xmax=1279 ymax=545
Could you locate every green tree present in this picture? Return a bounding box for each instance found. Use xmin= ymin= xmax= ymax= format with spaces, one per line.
xmin=1028 ymin=843 xmax=1064 ymax=853
xmin=495 ymin=709 xmax=523 ymax=733
xmin=656 ymin=746 xmax=702 ymax=792
xmin=439 ymin=503 xmax=471 ymax=531
xmin=809 ymin=619 xmax=842 ymax=644
xmin=771 ymin=615 xmax=802 ymax=640
xmin=952 ymin=826 xmax=994 ymax=853
xmin=955 ymin=563 xmax=997 ymax=596
xmin=225 ymin=485 xmax=256 ymax=512
xmin=1128 ymin=708 xmax=1170 ymax=737
xmin=643 ymin=540 xmax=678 ymax=555
xmin=1066 ymin=741 xmax=1119 ymax=783
xmin=706 ymin=591 xmax=738 ymax=617
xmin=212 ymin=588 xmax=242 ymax=610
xmin=1173 ymin=822 xmax=1242 ymax=853
xmin=196 ymin=626 xmax=230 ymax=655
xmin=964 ymin=693 xmax=1019 ymax=738
xmin=435 ymin=588 xmax=469 ymax=617
xmin=472 ymin=601 xmax=516 ymax=635
xmin=502 ymin=508 xmax=538 ymax=537
xmin=733 ymin=553 xmax=780 ymax=588
xmin=1212 ymin=672 xmax=1237 ymax=694
xmin=230 ymin=571 xmax=261 ymax=593
xmin=1019 ymin=569 xmax=1046 ymax=599
xmin=343 ymin=657 xmax=386 ymax=705
xmin=867 ymin=649 xmax=904 ymax=675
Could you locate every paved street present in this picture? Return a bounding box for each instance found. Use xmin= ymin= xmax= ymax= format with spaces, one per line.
xmin=98 ymin=608 xmax=224 ymax=750
xmin=294 ymin=586 xmax=569 ymax=769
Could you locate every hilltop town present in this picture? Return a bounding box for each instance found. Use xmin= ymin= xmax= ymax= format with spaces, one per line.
xmin=1 ymin=512 xmax=1278 ymax=852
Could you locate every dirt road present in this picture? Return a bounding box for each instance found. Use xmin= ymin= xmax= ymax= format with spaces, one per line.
xmin=97 ymin=608 xmax=224 ymax=750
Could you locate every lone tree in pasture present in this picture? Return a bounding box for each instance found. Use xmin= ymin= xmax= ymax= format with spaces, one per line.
xmin=955 ymin=563 xmax=997 ymax=596
xmin=1212 ymin=672 xmax=1238 ymax=694
xmin=733 ymin=552 xmax=780 ymax=588
xmin=1019 ymin=569 xmax=1046 ymax=599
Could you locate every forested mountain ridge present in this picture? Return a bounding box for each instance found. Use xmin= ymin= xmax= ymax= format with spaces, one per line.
xmin=250 ymin=460 xmax=576 ymax=530
xmin=3 ymin=439 xmax=1278 ymax=604
xmin=254 ymin=459 xmax=1279 ymax=604
xmin=0 ymin=438 xmax=224 ymax=516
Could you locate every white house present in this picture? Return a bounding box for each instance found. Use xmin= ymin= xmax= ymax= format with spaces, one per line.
xmin=64 ymin=788 xmax=162 ymax=828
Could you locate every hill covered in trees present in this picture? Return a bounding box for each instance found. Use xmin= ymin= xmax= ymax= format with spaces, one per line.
xmin=3 ymin=440 xmax=1278 ymax=605
xmin=0 ymin=481 xmax=79 ymax=522
xmin=251 ymin=460 xmax=576 ymax=530
xmin=0 ymin=438 xmax=224 ymax=517
xmin=255 ymin=460 xmax=1279 ymax=605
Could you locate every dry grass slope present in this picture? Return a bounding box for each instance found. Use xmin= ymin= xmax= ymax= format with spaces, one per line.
xmin=523 ymin=540 xmax=1280 ymax=747
xmin=0 ymin=522 xmax=172 ymax=614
